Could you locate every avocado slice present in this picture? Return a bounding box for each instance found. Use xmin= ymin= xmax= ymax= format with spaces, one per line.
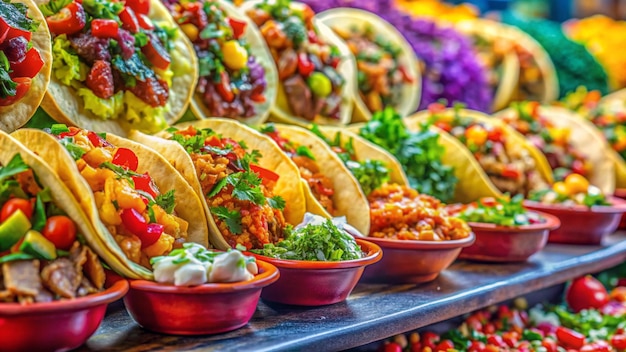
xmin=19 ymin=230 xmax=57 ymax=260
xmin=0 ymin=210 xmax=31 ymax=251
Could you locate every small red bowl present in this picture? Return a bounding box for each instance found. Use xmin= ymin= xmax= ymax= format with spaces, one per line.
xmin=524 ymin=198 xmax=626 ymax=245
xmin=459 ymin=211 xmax=561 ymax=262
xmin=357 ymin=234 xmax=475 ymax=284
xmin=613 ymin=188 xmax=626 ymax=230
xmin=0 ymin=275 xmax=128 ymax=352
xmin=123 ymin=260 xmax=279 ymax=335
xmin=249 ymin=239 xmax=382 ymax=306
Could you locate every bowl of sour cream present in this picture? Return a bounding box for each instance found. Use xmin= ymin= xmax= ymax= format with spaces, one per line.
xmin=123 ymin=243 xmax=279 ymax=335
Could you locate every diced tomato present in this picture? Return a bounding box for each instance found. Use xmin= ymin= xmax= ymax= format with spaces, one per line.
xmin=542 ymin=339 xmax=558 ymax=352
xmin=112 ymin=147 xmax=139 ymax=171
xmin=120 ymin=208 xmax=147 ymax=236
xmin=137 ymin=14 xmax=154 ymax=30
xmin=483 ymin=323 xmax=496 ymax=334
xmin=215 ymin=71 xmax=235 ymax=103
xmin=382 ymin=342 xmax=402 ymax=352
xmin=297 ymin=52 xmax=314 ymax=77
xmin=228 ymin=17 xmax=247 ymax=39
xmin=250 ymin=92 xmax=266 ymax=103
xmin=91 ymin=19 xmax=119 ymax=39
xmin=131 ymin=173 xmax=158 ymax=199
xmin=9 ymin=48 xmax=44 ymax=79
xmin=87 ymin=131 xmax=110 ymax=147
xmin=421 ymin=332 xmax=439 ymax=349
xmin=307 ymin=30 xmax=319 ymax=44
xmin=141 ymin=223 xmax=163 ymax=248
xmin=487 ymin=335 xmax=505 ymax=347
xmin=501 ymin=165 xmax=521 ymax=179
xmin=119 ymin=7 xmax=140 ymax=33
xmin=611 ymin=334 xmax=626 ymax=349
xmin=435 ymin=339 xmax=454 ymax=351
xmin=124 ymin=0 xmax=150 ymax=15
xmin=250 ymin=164 xmax=279 ymax=185
xmin=556 ymin=327 xmax=585 ymax=349
xmin=130 ymin=78 xmax=169 ymax=107
xmin=86 ymin=60 xmax=114 ymax=99
xmin=398 ymin=65 xmax=414 ymax=83
xmin=0 ymin=77 xmax=30 ymax=106
xmin=0 ymin=198 xmax=33 ymax=222
xmin=141 ymin=36 xmax=170 ymax=70
xmin=45 ymin=2 xmax=86 ymax=36
xmin=0 ymin=25 xmax=10 ymax=44
xmin=204 ymin=136 xmax=222 ymax=147
xmin=329 ymin=56 xmax=340 ymax=69
xmin=42 ymin=215 xmax=77 ymax=250
xmin=0 ymin=17 xmax=31 ymax=42
xmin=468 ymin=341 xmax=485 ymax=352
xmin=428 ymin=102 xmax=446 ymax=114
xmin=59 ymin=127 xmax=80 ymax=138
xmin=487 ymin=127 xmax=503 ymax=142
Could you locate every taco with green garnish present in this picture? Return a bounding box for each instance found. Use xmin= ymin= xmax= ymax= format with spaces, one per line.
xmin=448 ymin=195 xmax=546 ymax=227
xmin=129 ymin=119 xmax=308 ymax=250
xmin=0 ymin=0 xmax=52 ymax=132
xmin=316 ymin=8 xmax=420 ymax=122
xmin=162 ymin=0 xmax=277 ymax=125
xmin=529 ymin=174 xmax=610 ymax=207
xmin=12 ymin=126 xmax=208 ymax=279
xmin=241 ymin=0 xmax=356 ymax=126
xmin=258 ymin=123 xmax=369 ymax=234
xmin=35 ymin=0 xmax=198 ymax=135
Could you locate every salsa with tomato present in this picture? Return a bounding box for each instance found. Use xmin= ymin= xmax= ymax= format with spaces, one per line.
xmin=0 ymin=0 xmax=45 ymax=106
xmin=162 ymin=0 xmax=268 ymax=119
xmin=168 ymin=126 xmax=287 ymax=250
xmin=246 ymin=0 xmax=345 ymax=122
xmin=50 ymin=125 xmax=189 ymax=268
xmin=39 ymin=0 xmax=180 ymax=131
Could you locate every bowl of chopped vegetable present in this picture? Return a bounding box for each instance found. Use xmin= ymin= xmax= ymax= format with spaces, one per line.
xmin=123 ymin=244 xmax=279 ymax=335
xmin=249 ymin=214 xmax=382 ymax=306
xmin=448 ymin=196 xmax=561 ymax=262
xmin=525 ymin=175 xmax=626 ymax=245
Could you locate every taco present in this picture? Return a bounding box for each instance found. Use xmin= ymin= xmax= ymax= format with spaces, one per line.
xmin=0 ymin=0 xmax=52 ymax=132
xmin=35 ymin=0 xmax=198 ymax=136
xmin=316 ymin=8 xmax=420 ymax=122
xmin=241 ymin=0 xmax=356 ymax=126
xmin=455 ymin=19 xmax=519 ymax=112
xmin=12 ymin=127 xmax=208 ymax=279
xmin=495 ymin=102 xmax=615 ymax=194
xmin=0 ymin=130 xmax=108 ymax=303
xmin=161 ymin=0 xmax=277 ymax=125
xmin=129 ymin=119 xmax=307 ymax=250
xmin=407 ymin=104 xmax=553 ymax=202
xmin=259 ymin=123 xmax=369 ymax=234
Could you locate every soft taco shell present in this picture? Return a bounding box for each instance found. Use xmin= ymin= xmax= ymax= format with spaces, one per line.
xmin=129 ymin=119 xmax=308 ymax=250
xmin=37 ymin=0 xmax=198 ymax=136
xmin=317 ymin=8 xmax=421 ymax=123
xmin=187 ymin=0 xmax=278 ymax=126
xmin=269 ymin=124 xmax=370 ymax=234
xmin=406 ymin=109 xmax=554 ymax=203
xmin=11 ymin=129 xmax=209 ymax=280
xmin=597 ymin=89 xmax=626 ymax=188
xmin=455 ymin=19 xmax=519 ymax=112
xmin=495 ymin=106 xmax=615 ymax=194
xmin=0 ymin=0 xmax=52 ymax=132
xmin=240 ymin=0 xmax=356 ymax=126
xmin=316 ymin=126 xmax=410 ymax=187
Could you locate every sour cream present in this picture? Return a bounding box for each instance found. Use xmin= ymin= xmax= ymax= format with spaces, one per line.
xmin=152 ymin=243 xmax=258 ymax=286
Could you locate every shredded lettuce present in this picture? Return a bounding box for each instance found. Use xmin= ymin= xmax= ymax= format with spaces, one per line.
xmin=51 ymin=35 xmax=88 ymax=86
xmin=77 ymin=88 xmax=123 ymax=120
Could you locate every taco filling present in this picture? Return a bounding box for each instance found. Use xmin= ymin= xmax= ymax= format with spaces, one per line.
xmin=246 ymin=0 xmax=344 ymax=121
xmin=501 ymin=101 xmax=590 ymax=181
xmin=332 ymin=23 xmax=413 ymax=113
xmin=467 ymin=32 xmax=511 ymax=102
xmin=0 ymin=0 xmax=45 ymax=106
xmin=162 ymin=0 xmax=267 ymax=118
xmin=40 ymin=0 xmax=180 ymax=131
xmin=587 ymin=107 xmax=626 ymax=162
xmin=529 ymin=174 xmax=609 ymax=207
xmin=511 ymin=42 xmax=545 ymax=102
xmin=168 ymin=125 xmax=287 ymax=250
xmin=429 ymin=104 xmax=547 ymax=195
xmin=0 ymin=154 xmax=105 ymax=303
xmin=260 ymin=124 xmax=335 ymax=214
xmin=50 ymin=126 xmax=189 ymax=267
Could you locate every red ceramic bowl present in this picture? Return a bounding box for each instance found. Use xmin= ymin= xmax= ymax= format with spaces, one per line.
xmin=459 ymin=211 xmax=561 ymax=262
xmin=357 ymin=234 xmax=475 ymax=284
xmin=524 ymin=198 xmax=626 ymax=245
xmin=249 ymin=239 xmax=382 ymax=306
xmin=0 ymin=275 xmax=128 ymax=352
xmin=613 ymin=189 xmax=626 ymax=230
xmin=123 ymin=260 xmax=279 ymax=335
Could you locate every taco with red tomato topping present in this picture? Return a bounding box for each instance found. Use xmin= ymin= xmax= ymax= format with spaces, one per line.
xmin=129 ymin=119 xmax=308 ymax=250
xmin=162 ymin=0 xmax=277 ymax=125
xmin=241 ymin=0 xmax=356 ymax=126
xmin=495 ymin=102 xmax=614 ymax=194
xmin=11 ymin=126 xmax=208 ymax=279
xmin=258 ymin=123 xmax=369 ymax=234
xmin=316 ymin=8 xmax=420 ymax=122
xmin=0 ymin=0 xmax=52 ymax=132
xmin=406 ymin=104 xmax=553 ymax=202
xmin=35 ymin=0 xmax=198 ymax=135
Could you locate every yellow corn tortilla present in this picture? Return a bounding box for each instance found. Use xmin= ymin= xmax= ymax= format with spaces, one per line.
xmin=187 ymin=0 xmax=278 ymax=126
xmin=37 ymin=0 xmax=198 ymax=136
xmin=317 ymin=8 xmax=421 ymax=123
xmin=266 ymin=124 xmax=370 ymax=234
xmin=495 ymin=106 xmax=615 ymax=194
xmin=455 ymin=19 xmax=519 ymax=112
xmin=406 ymin=108 xmax=554 ymax=203
xmin=240 ymin=0 xmax=356 ymax=126
xmin=11 ymin=128 xmax=209 ymax=280
xmin=0 ymin=0 xmax=52 ymax=132
xmin=129 ymin=119 xmax=308 ymax=250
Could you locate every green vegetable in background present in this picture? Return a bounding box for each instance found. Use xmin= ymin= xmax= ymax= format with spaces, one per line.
xmin=357 ymin=107 xmax=457 ymax=202
xmin=456 ymin=194 xmax=542 ymax=227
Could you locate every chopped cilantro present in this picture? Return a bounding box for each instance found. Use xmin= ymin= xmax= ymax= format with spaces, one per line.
xmin=0 ymin=154 xmax=30 ymax=183
xmin=155 ymin=190 xmax=176 ymax=214
xmin=111 ymin=53 xmax=155 ymax=87
xmin=211 ymin=206 xmax=242 ymax=234
xmin=0 ymin=0 xmax=38 ymax=33
xmin=38 ymin=0 xmax=71 ymax=16
xmin=59 ymin=138 xmax=86 ymax=161
xmin=0 ymin=52 xmax=16 ymax=99
xmin=99 ymin=161 xmax=142 ymax=186
xmin=81 ymin=0 xmax=123 ymax=19
xmin=267 ymin=195 xmax=285 ymax=210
